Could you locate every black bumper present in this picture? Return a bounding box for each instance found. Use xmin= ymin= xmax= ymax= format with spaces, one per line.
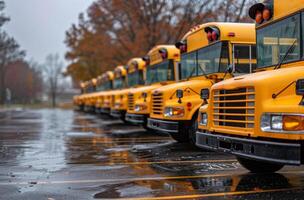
xmin=110 ymin=109 xmax=125 ymax=118
xmin=100 ymin=108 xmax=110 ymax=114
xmin=196 ymin=131 xmax=301 ymax=165
xmin=125 ymin=113 xmax=146 ymax=124
xmin=147 ymin=118 xmax=179 ymax=133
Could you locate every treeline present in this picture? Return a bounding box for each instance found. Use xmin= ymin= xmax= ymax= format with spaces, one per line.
xmin=65 ymin=0 xmax=257 ymax=86
xmin=0 ymin=1 xmax=43 ymax=104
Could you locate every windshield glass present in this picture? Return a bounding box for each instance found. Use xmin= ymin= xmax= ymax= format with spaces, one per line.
xmin=128 ymin=70 xmax=143 ymax=87
xmin=256 ymin=14 xmax=300 ymax=68
xmin=180 ymin=41 xmax=228 ymax=79
xmin=114 ymin=77 xmax=124 ymax=89
xmin=146 ymin=60 xmax=174 ymax=85
xmin=97 ymin=80 xmax=112 ymax=91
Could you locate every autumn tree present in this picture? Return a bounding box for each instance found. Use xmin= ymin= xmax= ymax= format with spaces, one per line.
xmin=65 ymin=0 xmax=256 ymax=85
xmin=0 ymin=1 xmax=25 ymax=104
xmin=5 ymin=60 xmax=43 ymax=104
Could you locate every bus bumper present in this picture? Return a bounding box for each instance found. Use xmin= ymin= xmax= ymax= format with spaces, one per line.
xmin=147 ymin=118 xmax=179 ymax=134
xmin=196 ymin=130 xmax=301 ymax=165
xmin=100 ymin=108 xmax=110 ymax=114
xmin=125 ymin=113 xmax=146 ymax=124
xmin=110 ymin=110 xmax=125 ymax=118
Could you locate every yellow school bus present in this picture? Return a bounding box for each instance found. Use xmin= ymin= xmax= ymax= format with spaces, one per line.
xmin=73 ymin=82 xmax=87 ymax=111
xmin=196 ymin=0 xmax=304 ymax=172
xmin=125 ymin=45 xmax=180 ymax=129
xmin=147 ymin=22 xmax=256 ymax=144
xmin=110 ymin=58 xmax=146 ymax=122
xmin=82 ymin=78 xmax=98 ymax=112
xmin=99 ymin=66 xmax=127 ymax=114
xmin=94 ymin=71 xmax=114 ymax=113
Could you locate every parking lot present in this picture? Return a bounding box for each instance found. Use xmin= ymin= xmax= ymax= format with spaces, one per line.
xmin=1 ymin=109 xmax=304 ymax=199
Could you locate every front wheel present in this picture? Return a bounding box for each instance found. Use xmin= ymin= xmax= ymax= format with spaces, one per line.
xmin=237 ymin=157 xmax=284 ymax=173
xmin=170 ymin=114 xmax=198 ymax=145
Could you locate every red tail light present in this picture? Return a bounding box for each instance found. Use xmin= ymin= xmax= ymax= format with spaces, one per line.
xmin=205 ymin=27 xmax=220 ymax=43
xmin=180 ymin=44 xmax=187 ymax=53
xmin=211 ymin=31 xmax=218 ymax=41
xmin=159 ymin=49 xmax=168 ymax=59
xmin=142 ymin=56 xmax=150 ymax=66
xmin=255 ymin=11 xmax=263 ymax=24
xmin=207 ymin=32 xmax=212 ymax=41
xmin=262 ymin=8 xmax=272 ymax=21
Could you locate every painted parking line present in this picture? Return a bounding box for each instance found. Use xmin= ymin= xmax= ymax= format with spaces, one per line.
xmin=103 ymin=187 xmax=299 ymax=200
xmin=0 ymin=173 xmax=239 ymax=186
xmin=102 ymin=159 xmax=237 ymax=166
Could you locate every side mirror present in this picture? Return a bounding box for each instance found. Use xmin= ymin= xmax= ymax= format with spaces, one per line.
xmin=200 ymin=88 xmax=209 ymax=100
xmin=176 ymin=89 xmax=183 ymax=99
xmin=226 ymin=64 xmax=233 ymax=74
xmin=296 ymin=79 xmax=304 ymax=95
xmin=176 ymin=89 xmax=183 ymax=103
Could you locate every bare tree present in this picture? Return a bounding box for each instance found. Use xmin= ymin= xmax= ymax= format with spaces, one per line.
xmin=43 ymin=54 xmax=63 ymax=107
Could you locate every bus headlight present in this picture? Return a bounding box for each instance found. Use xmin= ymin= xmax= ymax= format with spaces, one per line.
xmin=164 ymin=107 xmax=184 ymax=117
xmin=200 ymin=113 xmax=208 ymax=125
xmin=261 ymin=113 xmax=304 ymax=132
xmin=134 ymin=104 xmax=147 ymax=112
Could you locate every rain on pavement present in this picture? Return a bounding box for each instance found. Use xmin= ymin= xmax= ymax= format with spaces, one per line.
xmin=1 ymin=109 xmax=304 ymax=200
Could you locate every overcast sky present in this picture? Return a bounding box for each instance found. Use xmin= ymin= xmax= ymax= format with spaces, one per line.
xmin=4 ymin=0 xmax=94 ymax=65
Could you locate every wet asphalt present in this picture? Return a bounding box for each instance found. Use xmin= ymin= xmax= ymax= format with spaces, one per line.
xmin=1 ymin=109 xmax=304 ymax=200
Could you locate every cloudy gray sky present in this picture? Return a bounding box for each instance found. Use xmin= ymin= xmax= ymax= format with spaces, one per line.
xmin=4 ymin=0 xmax=94 ymax=65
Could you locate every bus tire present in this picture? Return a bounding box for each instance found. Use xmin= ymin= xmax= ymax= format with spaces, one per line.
xmin=237 ymin=157 xmax=284 ymax=173
xmin=170 ymin=132 xmax=189 ymax=143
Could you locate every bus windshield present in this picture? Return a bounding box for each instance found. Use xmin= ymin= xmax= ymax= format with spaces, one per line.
xmin=128 ymin=70 xmax=144 ymax=87
xmin=256 ymin=13 xmax=301 ymax=68
xmin=146 ymin=60 xmax=174 ymax=85
xmin=180 ymin=41 xmax=229 ymax=79
xmin=114 ymin=77 xmax=125 ymax=89
xmin=97 ymin=80 xmax=112 ymax=91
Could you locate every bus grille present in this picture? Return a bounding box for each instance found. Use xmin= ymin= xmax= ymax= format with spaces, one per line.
xmin=212 ymin=87 xmax=255 ymax=128
xmin=152 ymin=92 xmax=163 ymax=115
xmin=128 ymin=93 xmax=134 ymax=111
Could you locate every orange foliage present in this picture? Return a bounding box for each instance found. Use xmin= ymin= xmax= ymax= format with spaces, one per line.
xmin=65 ymin=0 xmax=255 ymax=84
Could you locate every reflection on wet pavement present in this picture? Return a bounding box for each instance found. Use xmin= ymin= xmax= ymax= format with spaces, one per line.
xmin=1 ymin=109 xmax=304 ymax=199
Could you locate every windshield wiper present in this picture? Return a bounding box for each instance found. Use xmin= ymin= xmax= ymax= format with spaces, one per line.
xmin=149 ymin=72 xmax=157 ymax=84
xmin=198 ymin=64 xmax=209 ymax=79
xmin=274 ymin=39 xmax=297 ymax=70
xmin=187 ymin=66 xmax=196 ymax=80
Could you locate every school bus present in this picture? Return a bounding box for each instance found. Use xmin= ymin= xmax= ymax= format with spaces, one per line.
xmin=110 ymin=58 xmax=146 ymax=122
xmin=196 ymin=0 xmax=304 ymax=172
xmin=73 ymin=82 xmax=87 ymax=111
xmin=125 ymin=45 xmax=180 ymax=128
xmin=94 ymin=71 xmax=114 ymax=113
xmin=147 ymin=22 xmax=256 ymax=144
xmin=99 ymin=66 xmax=128 ymax=114
xmin=82 ymin=78 xmax=98 ymax=112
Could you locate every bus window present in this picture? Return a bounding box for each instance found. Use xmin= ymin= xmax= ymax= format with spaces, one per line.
xmin=256 ymin=14 xmax=300 ymax=68
xmin=180 ymin=51 xmax=197 ymax=79
xmin=234 ymin=45 xmax=257 ymax=73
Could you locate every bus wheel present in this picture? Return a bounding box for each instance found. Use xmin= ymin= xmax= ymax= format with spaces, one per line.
xmin=187 ymin=116 xmax=198 ymax=146
xmin=237 ymin=157 xmax=284 ymax=173
xmin=170 ymin=132 xmax=189 ymax=143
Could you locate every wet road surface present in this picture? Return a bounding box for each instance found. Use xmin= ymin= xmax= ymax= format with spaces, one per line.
xmin=1 ymin=109 xmax=304 ymax=199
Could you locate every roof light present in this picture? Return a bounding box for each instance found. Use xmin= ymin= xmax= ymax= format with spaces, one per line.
xmin=249 ymin=1 xmax=273 ymax=24
xmin=255 ymin=11 xmax=263 ymax=24
xmin=142 ymin=56 xmax=150 ymax=66
xmin=204 ymin=27 xmax=220 ymax=43
xmin=159 ymin=48 xmax=168 ymax=59
xmin=175 ymin=41 xmax=187 ymax=54
xmin=262 ymin=8 xmax=272 ymax=21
